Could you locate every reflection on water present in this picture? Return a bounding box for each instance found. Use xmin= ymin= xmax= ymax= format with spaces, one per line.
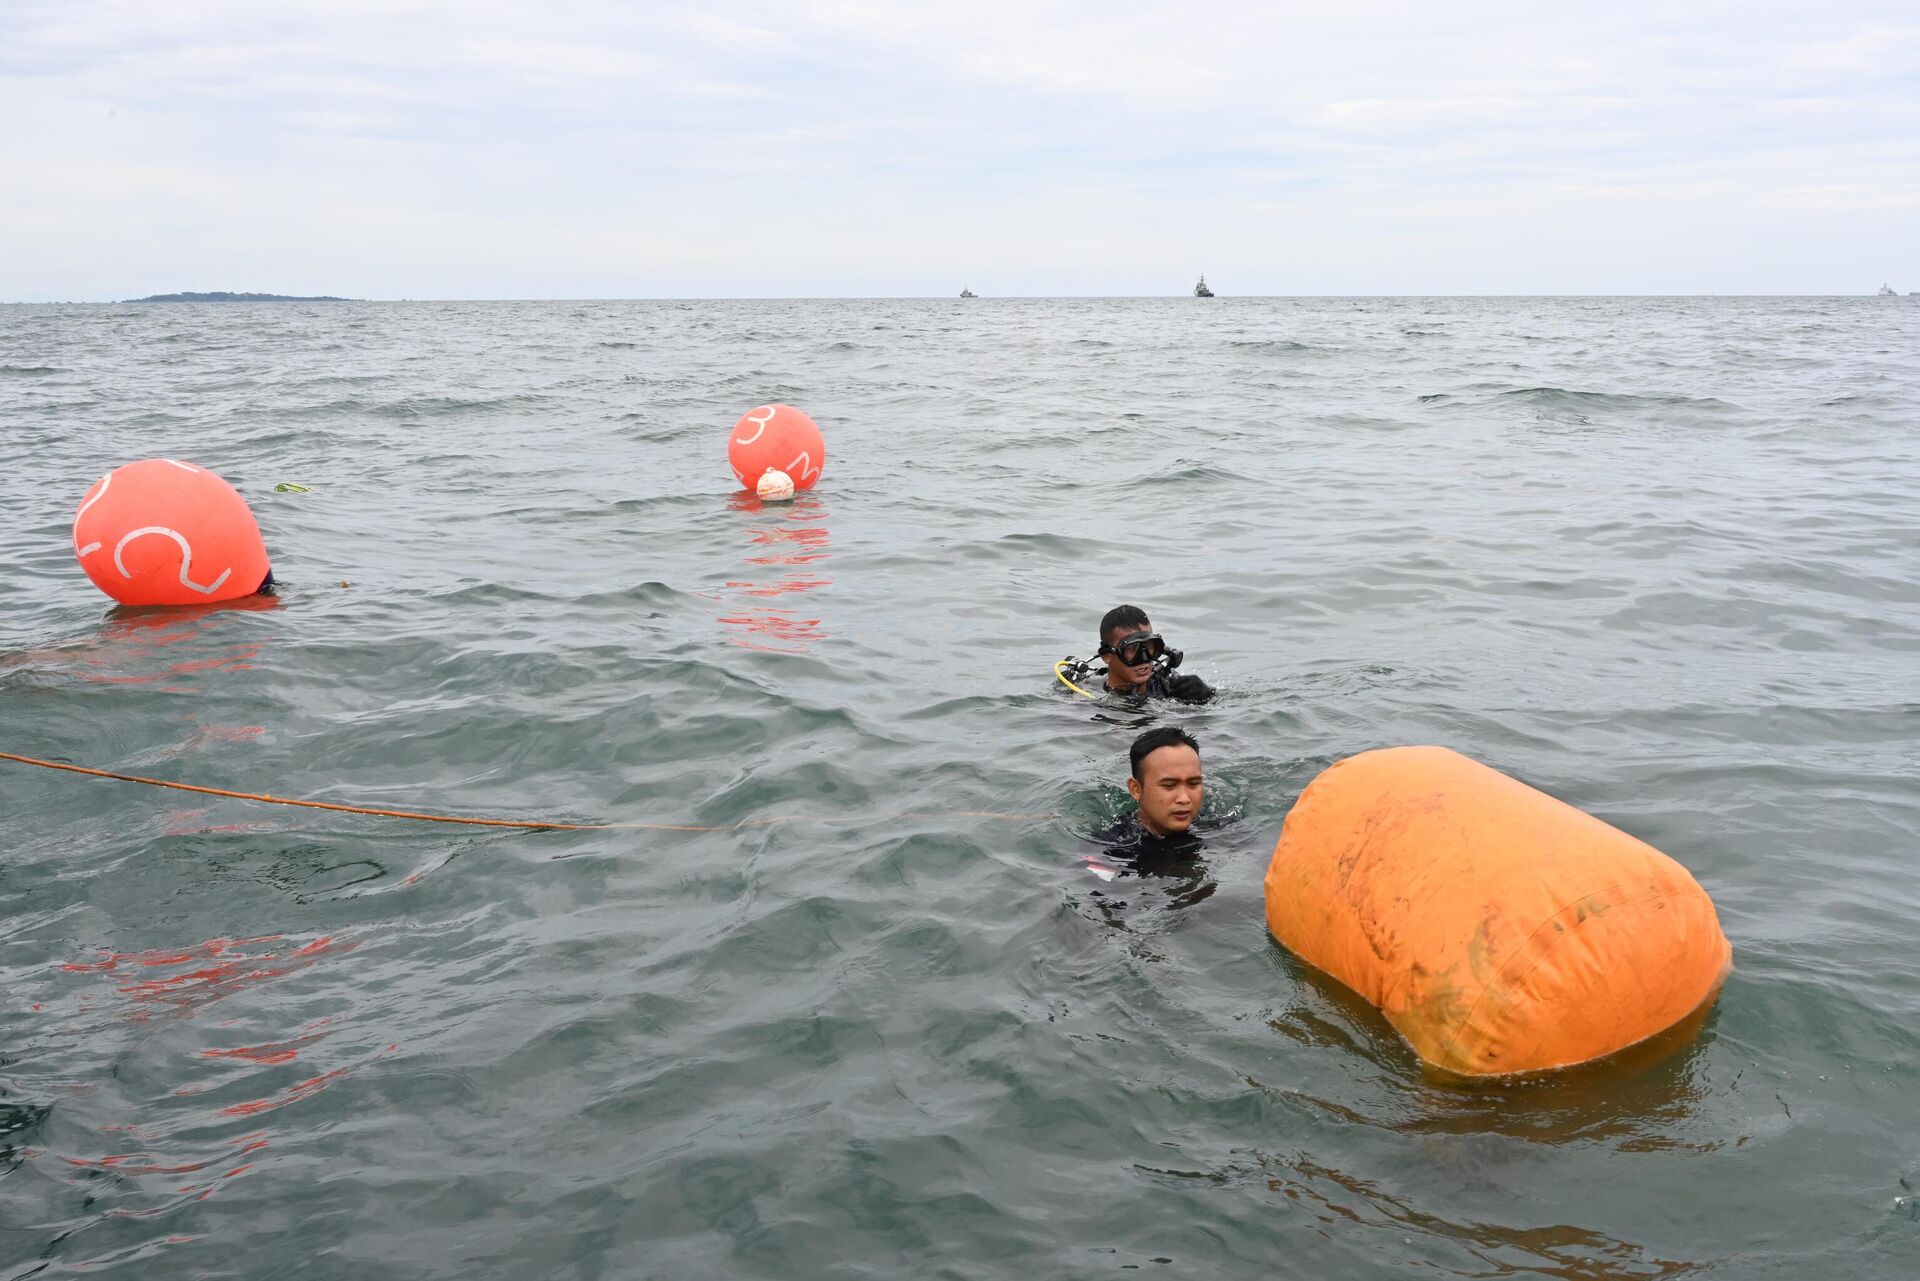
xmin=1235 ymin=956 xmax=1733 ymax=1277
xmin=2 ymin=595 xmax=279 ymax=690
xmin=27 ymin=932 xmax=380 ymax=1251
xmin=715 ymin=493 xmax=831 ymax=652
xmin=1265 ymin=943 xmax=1728 ymax=1125
xmin=1230 ymin=1147 xmax=1700 ymax=1277
xmin=94 ymin=595 xmax=280 ymax=676
xmin=59 ymin=934 xmax=352 ymax=1023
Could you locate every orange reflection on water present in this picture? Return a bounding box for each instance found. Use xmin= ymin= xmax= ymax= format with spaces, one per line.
xmin=0 ymin=595 xmax=275 ymax=682
xmin=43 ymin=929 xmax=382 ymax=1222
xmin=61 ymin=934 xmax=354 ymax=1021
xmin=214 ymin=1042 xmax=396 ymax=1118
xmin=716 ymin=493 xmax=832 ymax=653
xmin=80 ymin=595 xmax=281 ymax=690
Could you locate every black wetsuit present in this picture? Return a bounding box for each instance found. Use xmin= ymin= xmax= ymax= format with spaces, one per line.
xmin=1104 ymin=667 xmax=1213 ymax=704
xmin=1092 ymin=816 xmax=1206 ymax=876
xmin=1086 ymin=816 xmax=1216 ymax=911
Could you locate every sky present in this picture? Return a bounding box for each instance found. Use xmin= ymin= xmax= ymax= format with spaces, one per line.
xmin=3 ymin=0 xmax=1917 ymax=299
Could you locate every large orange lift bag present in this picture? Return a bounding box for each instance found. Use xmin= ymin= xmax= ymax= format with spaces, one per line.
xmin=1264 ymin=746 xmax=1731 ymax=1077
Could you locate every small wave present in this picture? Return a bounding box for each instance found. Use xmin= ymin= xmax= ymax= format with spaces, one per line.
xmin=372 ymin=394 xmax=554 ymax=418
xmin=413 ymin=579 xmax=695 ymax=612
xmin=1229 ymin=339 xmax=1319 ymax=352
xmin=617 ymin=424 xmax=699 ymax=444
xmin=1287 ymin=664 xmax=1435 ymax=696
xmin=418 ymin=581 xmax=575 ymax=608
xmin=945 ymin=530 xmax=1105 ymax=561
xmin=229 ymin=427 xmax=304 ymax=450
xmin=272 ymin=394 xmax=555 ymax=422
xmin=1138 ymin=462 xmax=1245 ymax=486
xmin=1499 ymin=387 xmax=1735 ymax=412
xmin=598 ymin=341 xmax=637 ymax=349
xmin=1003 ymin=432 xmax=1091 ymax=451
xmin=573 ymin=581 xmax=699 ymax=610
xmin=604 ymin=492 xmax=722 ymax=515
xmin=0 ymin=365 xmax=65 ymax=376
xmin=292 ymin=373 xmax=385 ymax=388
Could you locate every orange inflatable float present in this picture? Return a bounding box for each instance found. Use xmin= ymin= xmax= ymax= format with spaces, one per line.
xmin=73 ymin=459 xmax=271 ymax=606
xmin=727 ymin=404 xmax=824 ymax=493
xmin=1265 ymin=746 xmax=1730 ymax=1077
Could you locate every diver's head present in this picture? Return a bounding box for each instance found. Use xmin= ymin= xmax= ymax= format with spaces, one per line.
xmin=1098 ymin=603 xmax=1164 ymax=691
xmin=1127 ymin=726 xmax=1203 ymax=837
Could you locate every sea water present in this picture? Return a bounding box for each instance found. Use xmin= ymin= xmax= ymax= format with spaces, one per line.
xmin=2 ymin=296 xmax=1917 ymax=1278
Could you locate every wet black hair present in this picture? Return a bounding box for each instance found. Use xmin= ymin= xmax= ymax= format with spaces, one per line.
xmin=1100 ymin=603 xmax=1151 ymax=650
xmin=1130 ymin=726 xmax=1199 ymax=780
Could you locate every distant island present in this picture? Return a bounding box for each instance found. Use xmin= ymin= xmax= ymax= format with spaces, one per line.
xmin=125 ymin=291 xmax=359 ymax=303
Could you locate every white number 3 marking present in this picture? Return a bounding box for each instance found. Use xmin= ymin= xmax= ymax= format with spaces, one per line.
xmin=734 ymin=405 xmax=776 ymax=446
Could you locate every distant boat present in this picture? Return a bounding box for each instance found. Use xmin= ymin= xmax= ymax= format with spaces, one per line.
xmin=1193 ymin=275 xmax=1215 ymax=298
xmin=1877 ymin=284 xmax=1897 ymax=296
xmin=959 ymin=288 xmax=976 ymax=299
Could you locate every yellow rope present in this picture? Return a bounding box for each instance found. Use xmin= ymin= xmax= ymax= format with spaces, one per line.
xmin=0 ymin=751 xmax=1043 ymax=832
xmin=1054 ymin=659 xmax=1100 ymax=700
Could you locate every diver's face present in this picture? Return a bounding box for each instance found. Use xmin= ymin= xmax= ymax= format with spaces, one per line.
xmin=1102 ymin=623 xmax=1157 ymax=689
xmin=1128 ymin=745 xmax=1204 ymax=837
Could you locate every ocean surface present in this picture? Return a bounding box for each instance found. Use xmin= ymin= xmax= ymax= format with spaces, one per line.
xmin=2 ymin=296 xmax=1917 ymax=1279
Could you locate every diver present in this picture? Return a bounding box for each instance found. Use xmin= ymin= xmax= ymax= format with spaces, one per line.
xmin=1056 ymin=604 xmax=1213 ymax=703
xmin=1095 ymin=725 xmax=1207 ymax=866
xmin=1084 ymin=726 xmax=1215 ymax=908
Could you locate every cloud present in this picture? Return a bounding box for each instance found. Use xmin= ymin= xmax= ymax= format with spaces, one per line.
xmin=2 ymin=0 xmax=1916 ymax=297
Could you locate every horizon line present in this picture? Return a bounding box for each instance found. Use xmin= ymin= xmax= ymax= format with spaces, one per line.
xmin=4 ymin=291 xmax=1912 ymax=305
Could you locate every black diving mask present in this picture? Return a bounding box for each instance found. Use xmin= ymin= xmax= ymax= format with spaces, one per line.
xmin=1103 ymin=633 xmax=1168 ymax=667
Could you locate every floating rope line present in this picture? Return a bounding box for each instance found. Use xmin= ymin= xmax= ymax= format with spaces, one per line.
xmin=0 ymin=752 xmax=1042 ymax=832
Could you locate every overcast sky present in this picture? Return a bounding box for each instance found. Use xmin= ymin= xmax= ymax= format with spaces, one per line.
xmin=3 ymin=0 xmax=1916 ymax=299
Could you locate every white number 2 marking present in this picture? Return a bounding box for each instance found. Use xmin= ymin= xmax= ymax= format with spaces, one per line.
xmin=113 ymin=526 xmax=232 ymax=595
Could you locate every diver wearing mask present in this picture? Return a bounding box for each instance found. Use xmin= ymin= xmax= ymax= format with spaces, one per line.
xmin=1058 ymin=604 xmax=1214 ymax=703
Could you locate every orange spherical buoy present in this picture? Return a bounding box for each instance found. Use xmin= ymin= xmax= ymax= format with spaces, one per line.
xmin=72 ymin=459 xmax=271 ymax=607
xmin=1265 ymin=746 xmax=1731 ymax=1078
xmin=727 ymin=404 xmax=824 ymax=493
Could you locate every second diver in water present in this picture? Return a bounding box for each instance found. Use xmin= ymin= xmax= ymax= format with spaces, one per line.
xmin=1058 ymin=603 xmax=1215 ymax=704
